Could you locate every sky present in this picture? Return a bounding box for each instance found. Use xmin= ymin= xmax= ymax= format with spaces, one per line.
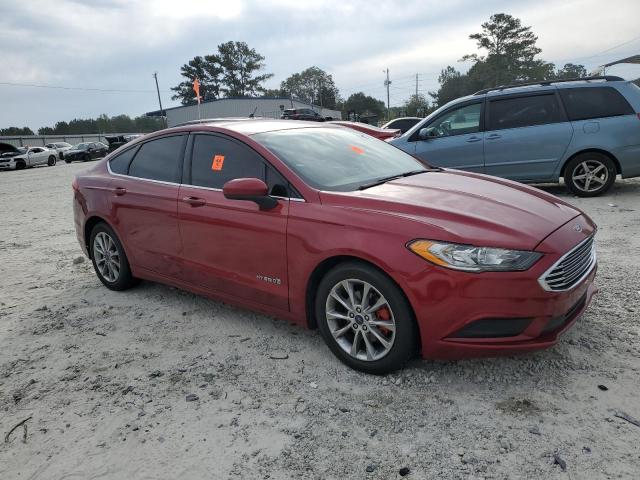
xmin=1 ymin=0 xmax=639 ymax=131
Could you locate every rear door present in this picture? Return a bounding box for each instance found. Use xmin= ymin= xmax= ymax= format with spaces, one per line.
xmin=483 ymin=92 xmax=572 ymax=182
xmin=108 ymin=134 xmax=187 ymax=277
xmin=411 ymin=101 xmax=485 ymax=172
xmin=177 ymin=133 xmax=289 ymax=310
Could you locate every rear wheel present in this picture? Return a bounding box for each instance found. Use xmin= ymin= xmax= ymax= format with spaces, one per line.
xmin=47 ymin=155 xmax=56 ymax=166
xmin=89 ymin=223 xmax=139 ymax=291
xmin=564 ymin=152 xmax=616 ymax=197
xmin=315 ymin=262 xmax=417 ymax=374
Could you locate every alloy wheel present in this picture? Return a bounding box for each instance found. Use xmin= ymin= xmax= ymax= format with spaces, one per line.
xmin=93 ymin=232 xmax=121 ymax=282
xmin=571 ymin=160 xmax=609 ymax=193
xmin=325 ymin=279 xmax=396 ymax=361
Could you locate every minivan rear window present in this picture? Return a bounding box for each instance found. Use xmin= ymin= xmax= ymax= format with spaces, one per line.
xmin=559 ymin=87 xmax=634 ymax=121
xmin=487 ymin=94 xmax=564 ymax=131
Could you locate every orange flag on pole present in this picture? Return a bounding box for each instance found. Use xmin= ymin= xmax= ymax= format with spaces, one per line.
xmin=193 ymin=78 xmax=201 ymax=104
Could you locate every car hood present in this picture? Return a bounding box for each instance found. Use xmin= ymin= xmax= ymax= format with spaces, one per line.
xmin=319 ymin=170 xmax=583 ymax=251
xmin=0 ymin=151 xmax=22 ymax=158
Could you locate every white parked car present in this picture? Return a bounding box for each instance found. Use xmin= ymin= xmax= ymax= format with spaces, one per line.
xmin=0 ymin=146 xmax=58 ymax=170
xmin=45 ymin=142 xmax=73 ymax=160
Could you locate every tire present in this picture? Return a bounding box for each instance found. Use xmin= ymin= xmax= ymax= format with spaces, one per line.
xmin=89 ymin=222 xmax=139 ymax=291
xmin=564 ymin=152 xmax=616 ymax=197
xmin=83 ymin=154 xmax=90 ymax=162
xmin=65 ymin=159 xmax=72 ymax=164
xmin=315 ymin=261 xmax=417 ymax=374
xmin=15 ymin=160 xmax=26 ymax=170
xmin=47 ymin=155 xmax=56 ymax=166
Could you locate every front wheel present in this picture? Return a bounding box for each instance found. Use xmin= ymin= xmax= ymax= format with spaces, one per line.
xmin=89 ymin=223 xmax=139 ymax=291
xmin=315 ymin=262 xmax=417 ymax=374
xmin=564 ymin=153 xmax=616 ymax=197
xmin=47 ymin=155 xmax=56 ymax=166
xmin=83 ymin=154 xmax=90 ymax=162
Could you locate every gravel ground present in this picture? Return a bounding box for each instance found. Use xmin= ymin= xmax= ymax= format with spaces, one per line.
xmin=1 ymin=162 xmax=639 ymax=480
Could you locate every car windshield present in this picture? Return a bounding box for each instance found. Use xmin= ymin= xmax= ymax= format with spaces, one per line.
xmin=253 ymin=127 xmax=429 ymax=191
xmin=74 ymin=143 xmax=90 ymax=150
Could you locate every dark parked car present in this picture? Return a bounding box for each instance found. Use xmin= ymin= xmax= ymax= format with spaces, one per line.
xmin=281 ymin=108 xmax=325 ymax=121
xmin=64 ymin=142 xmax=108 ymax=163
xmin=73 ymin=120 xmax=596 ymax=374
xmin=381 ymin=117 xmax=421 ymax=134
xmin=105 ymin=135 xmax=142 ymax=153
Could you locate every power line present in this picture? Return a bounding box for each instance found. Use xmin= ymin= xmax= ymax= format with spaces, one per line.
xmin=0 ymin=80 xmax=172 ymax=93
xmin=555 ymin=34 xmax=640 ymax=65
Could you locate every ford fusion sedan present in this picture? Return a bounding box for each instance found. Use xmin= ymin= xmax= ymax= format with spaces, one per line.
xmin=64 ymin=142 xmax=108 ymax=163
xmin=0 ymin=146 xmax=57 ymax=170
xmin=73 ymin=120 xmax=597 ymax=374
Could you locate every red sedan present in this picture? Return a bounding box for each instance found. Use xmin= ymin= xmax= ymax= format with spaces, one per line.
xmin=327 ymin=120 xmax=400 ymax=140
xmin=73 ymin=120 xmax=597 ymax=374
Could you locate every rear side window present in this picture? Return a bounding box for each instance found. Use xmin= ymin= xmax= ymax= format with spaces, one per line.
xmin=190 ymin=135 xmax=264 ymax=189
xmin=487 ymin=94 xmax=564 ymax=131
xmin=128 ymin=135 xmax=185 ymax=182
xmin=559 ymin=87 xmax=634 ymax=121
xmin=109 ymin=147 xmax=138 ymax=175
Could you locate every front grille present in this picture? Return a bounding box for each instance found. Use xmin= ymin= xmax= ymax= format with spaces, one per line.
xmin=539 ymin=236 xmax=595 ymax=291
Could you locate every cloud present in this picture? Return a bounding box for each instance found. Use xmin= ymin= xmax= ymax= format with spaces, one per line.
xmin=0 ymin=0 xmax=639 ymax=130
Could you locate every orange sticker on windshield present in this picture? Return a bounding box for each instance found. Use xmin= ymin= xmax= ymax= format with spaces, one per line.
xmin=211 ymin=155 xmax=225 ymax=171
xmin=350 ymin=145 xmax=365 ymax=154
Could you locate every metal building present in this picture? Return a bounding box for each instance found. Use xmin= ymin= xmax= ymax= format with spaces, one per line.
xmin=146 ymin=96 xmax=342 ymax=127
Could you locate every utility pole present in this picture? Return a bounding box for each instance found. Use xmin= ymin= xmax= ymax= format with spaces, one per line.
xmin=383 ymin=68 xmax=391 ymax=121
xmin=152 ymin=72 xmax=166 ymax=128
xmin=415 ymin=73 xmax=419 ymax=97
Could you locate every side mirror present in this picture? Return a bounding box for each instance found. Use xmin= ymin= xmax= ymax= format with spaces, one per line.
xmin=223 ymin=178 xmax=278 ymax=210
xmin=419 ymin=127 xmax=438 ymax=140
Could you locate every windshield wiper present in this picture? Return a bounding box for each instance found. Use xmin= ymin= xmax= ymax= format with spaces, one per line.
xmin=358 ymin=169 xmax=428 ymax=190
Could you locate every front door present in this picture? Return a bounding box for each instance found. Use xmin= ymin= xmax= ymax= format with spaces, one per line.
xmin=483 ymin=93 xmax=573 ymax=182
xmin=411 ymin=102 xmax=484 ymax=172
xmin=178 ymin=133 xmax=289 ymax=311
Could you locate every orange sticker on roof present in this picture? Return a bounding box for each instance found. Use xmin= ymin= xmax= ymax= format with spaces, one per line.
xmin=350 ymin=145 xmax=365 ymax=154
xmin=211 ymin=155 xmax=225 ymax=171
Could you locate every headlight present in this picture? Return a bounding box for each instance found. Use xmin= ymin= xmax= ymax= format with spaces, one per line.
xmin=407 ymin=240 xmax=542 ymax=272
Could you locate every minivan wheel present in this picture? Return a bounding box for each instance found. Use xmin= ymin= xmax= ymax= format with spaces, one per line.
xmin=564 ymin=153 xmax=616 ymax=197
xmin=47 ymin=155 xmax=56 ymax=166
xmin=315 ymin=262 xmax=417 ymax=374
xmin=89 ymin=223 xmax=138 ymax=291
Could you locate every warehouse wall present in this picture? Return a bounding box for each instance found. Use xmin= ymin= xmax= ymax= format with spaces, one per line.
xmin=165 ymin=97 xmax=342 ymax=127
xmin=0 ymin=133 xmax=140 ymax=147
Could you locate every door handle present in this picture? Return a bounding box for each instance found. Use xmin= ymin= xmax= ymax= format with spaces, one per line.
xmin=182 ymin=196 xmax=206 ymax=207
xmin=466 ymin=136 xmax=481 ymax=143
xmin=486 ymin=133 xmax=502 ymax=140
xmin=113 ymin=187 xmax=127 ymax=196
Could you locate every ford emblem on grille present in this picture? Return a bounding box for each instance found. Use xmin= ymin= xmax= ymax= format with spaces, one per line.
xmin=573 ymin=224 xmax=582 ymax=232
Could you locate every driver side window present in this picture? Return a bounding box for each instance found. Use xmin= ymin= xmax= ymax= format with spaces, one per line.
xmin=429 ymin=103 xmax=481 ymax=138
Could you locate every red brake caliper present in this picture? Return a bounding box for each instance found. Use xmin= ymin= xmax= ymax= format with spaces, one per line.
xmin=376 ymin=306 xmax=392 ymax=335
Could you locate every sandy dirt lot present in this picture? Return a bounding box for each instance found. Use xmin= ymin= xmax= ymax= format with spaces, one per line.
xmin=0 ymin=161 xmax=639 ymax=479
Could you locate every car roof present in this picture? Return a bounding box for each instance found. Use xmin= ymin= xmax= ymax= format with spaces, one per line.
xmin=170 ymin=118 xmax=331 ymax=135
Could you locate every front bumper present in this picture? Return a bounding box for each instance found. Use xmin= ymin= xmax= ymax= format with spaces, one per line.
xmin=404 ymin=215 xmax=598 ymax=359
xmin=0 ymin=161 xmax=16 ymax=170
